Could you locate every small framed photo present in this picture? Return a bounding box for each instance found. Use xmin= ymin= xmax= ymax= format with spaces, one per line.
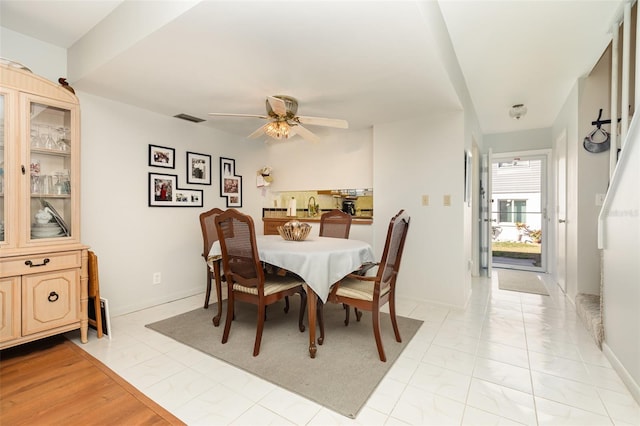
xmin=222 ymin=175 xmax=240 ymax=196
xmin=149 ymin=144 xmax=175 ymax=168
xmin=186 ymin=151 xmax=211 ymax=185
xmin=220 ymin=157 xmax=242 ymax=207
xmin=174 ymin=188 xmax=203 ymax=207
xmin=149 ymin=173 xmax=176 ymax=206
xmin=225 ymin=177 xmax=242 ymax=207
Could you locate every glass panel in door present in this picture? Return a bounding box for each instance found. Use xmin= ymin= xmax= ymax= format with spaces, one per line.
xmin=29 ymin=102 xmax=72 ymax=240
xmin=490 ymin=156 xmax=546 ymax=272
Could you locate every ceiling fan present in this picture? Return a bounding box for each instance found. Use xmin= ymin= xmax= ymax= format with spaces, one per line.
xmin=208 ymin=95 xmax=348 ymax=143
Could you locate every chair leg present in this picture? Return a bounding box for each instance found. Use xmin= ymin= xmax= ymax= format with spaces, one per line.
xmin=254 ymin=304 xmax=266 ymax=356
xmin=212 ymin=262 xmax=223 ymax=326
xmin=221 ymin=289 xmax=234 ymax=345
xmin=389 ymin=293 xmax=402 ymax=342
xmin=204 ymin=268 xmax=212 ymax=309
xmin=298 ymin=290 xmax=306 ymax=332
xmin=344 ymin=304 xmax=350 ymax=326
xmin=317 ymin=298 xmax=325 ymax=345
xmin=355 ymin=307 xmax=363 ymax=322
xmin=284 ymin=296 xmax=290 ymax=313
xmin=372 ymin=308 xmax=386 ymax=362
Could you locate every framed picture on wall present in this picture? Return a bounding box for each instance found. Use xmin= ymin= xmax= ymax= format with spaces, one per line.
xmin=174 ymin=188 xmax=203 ymax=207
xmin=149 ymin=144 xmax=175 ymax=168
xmin=149 ymin=173 xmax=176 ymax=206
xmin=148 ymin=173 xmax=204 ymax=207
xmin=225 ymin=177 xmax=242 ymax=207
xmin=186 ymin=151 xmax=211 ymax=185
xmin=220 ymin=156 xmax=242 ymax=207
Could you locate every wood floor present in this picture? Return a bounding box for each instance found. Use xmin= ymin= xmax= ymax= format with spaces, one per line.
xmin=0 ymin=335 xmax=185 ymax=425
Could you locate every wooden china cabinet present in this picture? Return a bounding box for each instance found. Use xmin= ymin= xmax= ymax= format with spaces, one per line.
xmin=0 ymin=62 xmax=88 ymax=349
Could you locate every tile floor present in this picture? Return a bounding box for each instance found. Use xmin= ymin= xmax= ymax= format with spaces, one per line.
xmin=67 ymin=270 xmax=640 ymax=425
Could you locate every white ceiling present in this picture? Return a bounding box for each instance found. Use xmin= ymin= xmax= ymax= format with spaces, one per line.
xmin=0 ymin=0 xmax=626 ymax=139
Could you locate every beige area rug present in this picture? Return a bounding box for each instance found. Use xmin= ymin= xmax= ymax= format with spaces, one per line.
xmin=498 ymin=269 xmax=549 ymax=296
xmin=146 ymin=297 xmax=422 ymax=418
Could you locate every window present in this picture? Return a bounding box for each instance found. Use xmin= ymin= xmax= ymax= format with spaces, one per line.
xmin=499 ymin=199 xmax=526 ymax=223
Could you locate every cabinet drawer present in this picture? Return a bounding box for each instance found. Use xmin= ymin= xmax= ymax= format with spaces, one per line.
xmin=22 ymin=269 xmax=80 ymax=335
xmin=0 ymin=251 xmax=81 ymax=277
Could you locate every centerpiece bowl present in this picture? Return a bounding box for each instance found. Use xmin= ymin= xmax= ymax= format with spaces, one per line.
xmin=277 ymin=220 xmax=311 ymax=241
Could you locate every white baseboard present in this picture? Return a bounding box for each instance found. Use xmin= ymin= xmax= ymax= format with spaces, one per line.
xmin=602 ymin=341 xmax=640 ymax=405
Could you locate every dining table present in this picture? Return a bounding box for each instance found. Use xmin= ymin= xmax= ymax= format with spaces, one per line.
xmin=208 ymin=234 xmax=376 ymax=358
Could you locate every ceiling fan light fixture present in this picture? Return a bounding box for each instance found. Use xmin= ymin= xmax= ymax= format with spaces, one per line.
xmin=265 ymin=121 xmax=290 ymax=140
xmin=509 ymin=104 xmax=527 ymax=120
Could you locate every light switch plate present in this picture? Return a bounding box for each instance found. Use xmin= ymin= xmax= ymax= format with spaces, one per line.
xmin=443 ymin=194 xmax=451 ymax=206
xmin=422 ymin=195 xmax=429 ymax=206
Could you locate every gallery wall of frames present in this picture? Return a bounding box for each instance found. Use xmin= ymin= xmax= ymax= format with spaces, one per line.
xmin=147 ymin=145 xmax=242 ymax=208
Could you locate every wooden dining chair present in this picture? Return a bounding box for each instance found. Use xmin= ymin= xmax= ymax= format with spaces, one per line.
xmin=319 ymin=209 xmax=352 ymax=239
xmin=215 ymin=209 xmax=307 ymax=356
xmin=316 ymin=209 xmax=352 ymax=344
xmin=199 ymin=207 xmax=225 ymax=326
xmin=325 ymin=210 xmax=410 ymax=361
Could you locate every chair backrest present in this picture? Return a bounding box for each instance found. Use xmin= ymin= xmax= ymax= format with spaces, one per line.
xmin=319 ymin=209 xmax=352 ymax=239
xmin=375 ymin=210 xmax=410 ymax=293
xmin=199 ymin=208 xmax=224 ymax=259
xmin=214 ymin=209 xmax=264 ymax=289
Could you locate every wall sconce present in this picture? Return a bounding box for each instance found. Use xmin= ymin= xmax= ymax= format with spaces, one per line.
xmin=256 ymin=166 xmax=273 ymax=187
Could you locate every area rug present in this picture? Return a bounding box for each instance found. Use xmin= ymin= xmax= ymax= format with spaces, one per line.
xmin=146 ymin=298 xmax=422 ymax=418
xmin=498 ymin=269 xmax=549 ymax=295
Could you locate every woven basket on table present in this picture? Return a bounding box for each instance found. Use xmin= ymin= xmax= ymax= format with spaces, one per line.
xmin=277 ymin=221 xmax=311 ymax=241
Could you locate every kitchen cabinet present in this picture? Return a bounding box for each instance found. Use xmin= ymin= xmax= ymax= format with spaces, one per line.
xmin=0 ymin=62 xmax=88 ymax=349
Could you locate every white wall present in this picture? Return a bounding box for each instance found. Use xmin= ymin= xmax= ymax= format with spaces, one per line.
xmin=575 ymin=55 xmax=612 ymax=296
xmin=262 ymin=127 xmax=373 ymax=192
xmin=484 ymin=128 xmax=552 ymax=153
xmin=79 ymin=92 xmax=266 ymax=315
xmin=374 ymin=113 xmax=468 ymax=307
xmin=0 ymin=27 xmax=67 ymax=82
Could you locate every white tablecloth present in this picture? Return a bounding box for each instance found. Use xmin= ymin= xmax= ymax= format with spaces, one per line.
xmin=209 ymin=235 xmax=375 ymax=302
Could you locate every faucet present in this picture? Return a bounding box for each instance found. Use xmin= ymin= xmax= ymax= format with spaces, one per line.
xmin=308 ymin=196 xmax=317 ymax=217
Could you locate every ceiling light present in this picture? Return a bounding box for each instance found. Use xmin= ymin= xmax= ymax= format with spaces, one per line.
xmin=265 ymin=121 xmax=290 ymax=140
xmin=509 ymin=104 xmax=527 ymax=120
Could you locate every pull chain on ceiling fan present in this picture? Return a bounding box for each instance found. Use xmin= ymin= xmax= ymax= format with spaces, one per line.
xmin=208 ymin=95 xmax=348 ymax=143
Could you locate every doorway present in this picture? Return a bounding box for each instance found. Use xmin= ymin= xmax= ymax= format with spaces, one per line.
xmin=488 ymin=152 xmax=548 ymax=272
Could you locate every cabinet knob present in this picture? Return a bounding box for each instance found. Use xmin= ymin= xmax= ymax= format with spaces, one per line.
xmin=47 ymin=291 xmax=59 ymax=302
xmin=22 ymin=165 xmax=26 ymax=175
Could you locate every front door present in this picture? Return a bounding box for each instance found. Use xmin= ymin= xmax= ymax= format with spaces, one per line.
xmin=490 ymin=152 xmax=548 ymax=272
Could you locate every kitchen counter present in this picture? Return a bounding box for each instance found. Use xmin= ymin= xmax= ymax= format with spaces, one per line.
xmin=262 ymin=214 xmax=373 ymax=235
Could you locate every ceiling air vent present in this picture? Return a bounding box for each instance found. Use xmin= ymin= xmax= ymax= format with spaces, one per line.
xmin=173 ymin=113 xmax=205 ymax=123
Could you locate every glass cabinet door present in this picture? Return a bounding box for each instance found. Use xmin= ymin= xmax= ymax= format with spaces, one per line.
xmin=28 ymin=101 xmax=73 ymax=241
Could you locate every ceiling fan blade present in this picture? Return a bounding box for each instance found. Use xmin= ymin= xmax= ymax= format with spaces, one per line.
xmin=296 ymin=115 xmax=349 ymax=129
xmin=267 ymin=96 xmax=288 ymax=117
xmin=208 ymin=113 xmax=269 ymax=119
xmin=292 ymin=124 xmax=321 ymax=143
xmin=248 ymin=123 xmax=269 ymax=139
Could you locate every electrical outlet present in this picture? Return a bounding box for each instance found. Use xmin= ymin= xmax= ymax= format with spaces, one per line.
xmin=153 ymin=272 xmax=161 ymax=285
xmin=443 ymin=194 xmax=451 ymax=206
